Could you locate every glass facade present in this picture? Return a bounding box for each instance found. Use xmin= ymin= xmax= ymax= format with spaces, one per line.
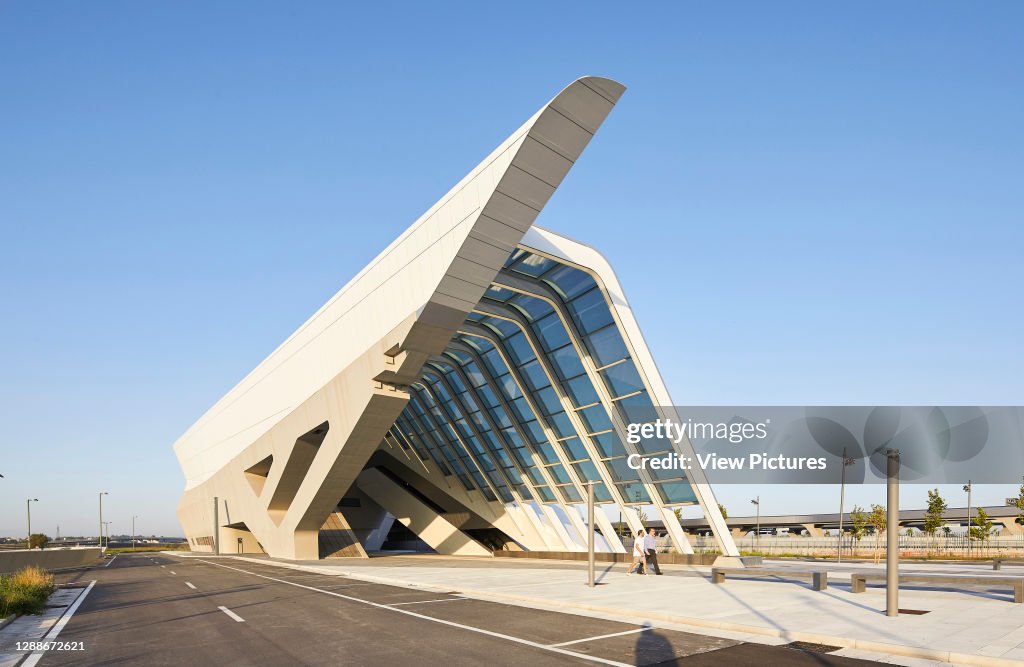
xmin=389 ymin=248 xmax=697 ymax=509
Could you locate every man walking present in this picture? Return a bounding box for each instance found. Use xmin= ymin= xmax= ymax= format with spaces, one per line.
xmin=644 ymin=527 xmax=662 ymax=575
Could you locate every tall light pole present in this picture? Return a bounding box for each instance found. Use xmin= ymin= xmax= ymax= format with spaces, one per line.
xmin=751 ymin=496 xmax=760 ymax=551
xmin=26 ymin=498 xmax=38 ymax=548
xmin=837 ymin=448 xmax=856 ymax=563
xmin=132 ymin=515 xmax=139 ymax=551
xmin=963 ymin=481 xmax=972 ymax=558
xmin=886 ymin=449 xmax=900 ymax=617
xmin=99 ymin=492 xmax=108 ymax=549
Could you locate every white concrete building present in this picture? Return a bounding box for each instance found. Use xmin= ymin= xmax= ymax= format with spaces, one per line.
xmin=173 ymin=77 xmax=741 ymax=563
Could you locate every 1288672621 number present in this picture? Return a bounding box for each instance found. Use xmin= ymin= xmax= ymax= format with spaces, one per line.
xmin=16 ymin=641 xmax=85 ymax=651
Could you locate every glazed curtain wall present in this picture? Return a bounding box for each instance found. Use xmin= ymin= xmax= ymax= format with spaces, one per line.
xmin=386 ymin=248 xmax=697 ymax=512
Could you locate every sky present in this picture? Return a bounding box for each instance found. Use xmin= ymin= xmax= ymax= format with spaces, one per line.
xmin=1 ymin=3 xmax=1021 ymax=538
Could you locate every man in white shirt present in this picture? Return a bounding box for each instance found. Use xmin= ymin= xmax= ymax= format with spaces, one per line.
xmin=644 ymin=528 xmax=662 ymax=575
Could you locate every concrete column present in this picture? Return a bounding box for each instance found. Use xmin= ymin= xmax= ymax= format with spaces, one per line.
xmin=591 ymin=507 xmax=626 ymax=553
xmin=357 ymin=468 xmax=490 ymax=556
xmin=659 ymin=506 xmax=694 ymax=555
xmin=802 ymin=524 xmax=825 ymax=537
xmin=539 ymin=504 xmax=581 ymax=551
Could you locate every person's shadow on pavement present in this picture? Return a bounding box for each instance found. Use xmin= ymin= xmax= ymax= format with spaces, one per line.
xmin=633 ymin=621 xmax=676 ymax=665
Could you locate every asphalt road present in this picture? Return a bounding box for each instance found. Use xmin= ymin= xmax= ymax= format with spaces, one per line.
xmin=35 ymin=553 xmax=887 ymax=666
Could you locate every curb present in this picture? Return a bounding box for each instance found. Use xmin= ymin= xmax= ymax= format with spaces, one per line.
xmin=0 ymin=614 xmax=15 ymax=631
xmin=213 ymin=555 xmax=1024 ymax=667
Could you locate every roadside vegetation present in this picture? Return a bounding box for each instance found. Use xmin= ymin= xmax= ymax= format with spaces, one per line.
xmin=0 ymin=566 xmax=55 ymax=617
xmin=105 ymin=544 xmax=189 ymax=555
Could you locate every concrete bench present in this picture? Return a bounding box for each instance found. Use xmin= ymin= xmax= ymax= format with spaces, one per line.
xmin=850 ymin=572 xmax=1024 ymax=602
xmin=993 ymin=559 xmax=1024 ymax=570
xmin=711 ymin=567 xmax=827 ymax=591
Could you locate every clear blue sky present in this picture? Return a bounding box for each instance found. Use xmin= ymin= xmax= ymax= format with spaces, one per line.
xmin=1 ymin=3 xmax=1021 ymax=538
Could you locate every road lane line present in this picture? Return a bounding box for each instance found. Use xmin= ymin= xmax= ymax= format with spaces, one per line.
xmin=199 ymin=560 xmax=630 ymax=667
xmin=21 ymin=581 xmax=97 ymax=667
xmin=549 ymin=627 xmax=647 ymax=647
xmin=218 ymin=606 xmax=245 ymax=622
xmin=104 ymin=555 xmax=117 ymax=567
xmin=185 ymin=582 xmax=197 ymax=590
xmin=388 ymin=597 xmax=467 ymax=606
xmin=169 ymin=571 xmax=177 ymax=575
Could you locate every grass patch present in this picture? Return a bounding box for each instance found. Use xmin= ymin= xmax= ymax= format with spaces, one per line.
xmin=105 ymin=544 xmax=189 ymax=555
xmin=0 ymin=566 xmax=55 ymax=617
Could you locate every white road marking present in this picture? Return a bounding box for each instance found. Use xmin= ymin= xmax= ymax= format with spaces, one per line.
xmin=185 ymin=582 xmax=197 ymax=590
xmin=169 ymin=571 xmax=177 ymax=575
xmin=388 ymin=597 xmax=467 ymax=606
xmin=199 ymin=560 xmax=630 ymax=667
xmin=549 ymin=627 xmax=648 ymax=647
xmin=104 ymin=555 xmax=117 ymax=567
xmin=218 ymin=606 xmax=245 ymax=622
xmin=21 ymin=581 xmax=97 ymax=667
xmin=161 ymin=565 xmax=166 ymax=568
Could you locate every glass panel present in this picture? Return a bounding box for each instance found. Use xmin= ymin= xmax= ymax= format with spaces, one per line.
xmin=586 ymin=326 xmax=629 ymax=367
xmin=508 ymin=397 xmax=534 ymax=423
xmin=496 ymin=374 xmax=522 ymax=401
xmin=562 ymin=437 xmax=589 ymax=461
xmin=616 ymin=482 xmax=650 ymax=504
xmin=548 ymin=464 xmax=571 ymax=485
xmin=545 ymin=265 xmax=594 ymax=300
xmin=500 ymin=427 xmax=524 ymax=448
xmin=593 ymin=482 xmax=612 ymax=503
xmin=510 ymin=294 xmax=553 ymax=322
xmin=519 ymin=360 xmax=550 ymax=391
xmin=525 ymin=467 xmax=545 ymax=485
xmin=569 ymin=288 xmax=615 ymax=334
xmin=616 ymin=392 xmax=659 ymax=425
xmin=601 ymin=361 xmax=644 ymax=397
xmin=463 ymin=362 xmax=487 ymax=387
xmin=484 ymin=286 xmax=515 ymax=302
xmin=593 ymin=431 xmax=626 ymax=458
xmin=510 ymin=253 xmax=556 ymax=277
xmin=536 ymin=442 xmax=559 ymax=465
xmin=537 ymin=486 xmax=556 ymax=502
xmin=565 ymin=375 xmax=600 ymax=407
xmin=573 ymin=460 xmax=601 ymax=482
xmin=535 ymin=387 xmax=562 ymax=416
xmin=549 ymin=345 xmax=586 ymax=381
xmin=477 ymin=385 xmax=500 ymax=408
xmin=578 ymin=404 xmax=613 ymax=434
xmin=547 ymin=412 xmax=577 ymax=440
xmin=505 ymin=332 xmax=535 ymax=365
xmin=533 ymin=313 xmax=570 ymax=351
xmin=606 ymin=457 xmax=641 ymax=482
xmin=559 ymin=485 xmax=583 ymax=503
xmin=523 ymin=420 xmax=547 ymax=445
xmin=655 ymin=481 xmax=697 ymax=504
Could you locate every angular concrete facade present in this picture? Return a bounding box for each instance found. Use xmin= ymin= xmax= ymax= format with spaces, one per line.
xmin=174 ymin=77 xmax=741 ymax=562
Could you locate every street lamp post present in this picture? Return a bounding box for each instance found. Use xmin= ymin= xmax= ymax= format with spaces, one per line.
xmin=99 ymin=492 xmax=108 ymax=549
xmin=837 ymin=448 xmax=856 ymax=563
xmin=751 ymin=496 xmax=760 ymax=551
xmin=963 ymin=481 xmax=973 ymax=558
xmin=26 ymin=498 xmax=38 ymax=548
xmin=132 ymin=515 xmax=139 ymax=551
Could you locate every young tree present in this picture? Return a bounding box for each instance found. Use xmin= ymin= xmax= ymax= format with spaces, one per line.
xmin=28 ymin=533 xmax=50 ymax=550
xmin=849 ymin=505 xmax=867 ymax=556
xmin=923 ymin=488 xmax=947 ymax=553
xmin=1012 ymin=478 xmax=1024 ymax=528
xmin=718 ymin=503 xmax=728 ymax=520
xmin=869 ymin=504 xmax=886 ymax=564
xmin=970 ymin=507 xmax=995 ymax=550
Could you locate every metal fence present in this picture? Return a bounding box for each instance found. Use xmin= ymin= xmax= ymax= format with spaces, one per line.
xmin=682 ymin=534 xmax=1024 ymax=557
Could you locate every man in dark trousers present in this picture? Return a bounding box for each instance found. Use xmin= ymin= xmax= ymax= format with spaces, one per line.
xmin=644 ymin=527 xmax=662 ymax=575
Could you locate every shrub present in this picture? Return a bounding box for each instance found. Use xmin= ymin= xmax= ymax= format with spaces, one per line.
xmin=0 ymin=566 xmax=55 ymax=617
